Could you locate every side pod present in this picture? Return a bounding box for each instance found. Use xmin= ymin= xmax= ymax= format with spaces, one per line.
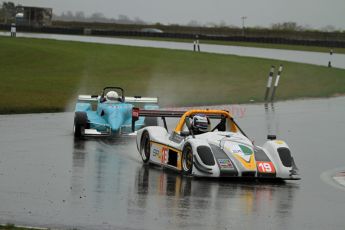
xmin=262 ymin=140 xmax=300 ymax=180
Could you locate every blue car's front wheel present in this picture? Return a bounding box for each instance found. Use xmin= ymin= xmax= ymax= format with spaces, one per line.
xmin=74 ymin=112 xmax=88 ymax=138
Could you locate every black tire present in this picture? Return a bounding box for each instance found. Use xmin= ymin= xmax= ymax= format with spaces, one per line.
xmin=74 ymin=112 xmax=88 ymax=138
xmin=182 ymin=144 xmax=193 ymax=175
xmin=145 ymin=117 xmax=158 ymax=126
xmin=140 ymin=131 xmax=151 ymax=163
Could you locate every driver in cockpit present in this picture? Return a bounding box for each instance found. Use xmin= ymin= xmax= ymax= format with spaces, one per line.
xmin=191 ymin=114 xmax=210 ymax=135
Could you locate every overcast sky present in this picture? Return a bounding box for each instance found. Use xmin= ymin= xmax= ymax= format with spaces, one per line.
xmin=9 ymin=0 xmax=345 ymax=29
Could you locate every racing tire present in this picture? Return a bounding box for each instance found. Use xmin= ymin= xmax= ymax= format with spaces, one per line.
xmin=182 ymin=144 xmax=193 ymax=175
xmin=74 ymin=112 xmax=88 ymax=138
xmin=140 ymin=131 xmax=151 ymax=163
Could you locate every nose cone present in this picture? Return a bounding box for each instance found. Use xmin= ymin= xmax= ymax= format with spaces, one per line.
xmin=107 ymin=109 xmax=124 ymax=132
xmin=105 ymin=104 xmax=132 ymax=132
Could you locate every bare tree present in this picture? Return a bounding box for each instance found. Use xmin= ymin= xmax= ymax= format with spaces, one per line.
xmin=271 ymin=22 xmax=303 ymax=31
xmin=321 ymin=25 xmax=337 ymax=32
xmin=2 ymin=1 xmax=16 ymax=23
xmin=90 ymin=12 xmax=105 ymax=22
xmin=75 ymin=11 xmax=85 ymax=21
xmin=118 ymin=14 xmax=131 ymax=24
xmin=187 ymin=20 xmax=200 ymax=27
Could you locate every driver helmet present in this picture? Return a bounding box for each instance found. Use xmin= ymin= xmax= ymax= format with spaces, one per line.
xmin=106 ymin=91 xmax=119 ymax=101
xmin=191 ymin=114 xmax=210 ymax=134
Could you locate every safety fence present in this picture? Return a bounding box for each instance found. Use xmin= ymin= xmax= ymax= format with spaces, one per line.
xmin=1 ymin=24 xmax=344 ymax=48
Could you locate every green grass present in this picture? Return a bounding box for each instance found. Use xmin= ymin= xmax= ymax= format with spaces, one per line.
xmin=1 ymin=36 xmax=345 ymax=114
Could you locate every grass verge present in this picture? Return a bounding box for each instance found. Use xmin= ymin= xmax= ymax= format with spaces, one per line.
xmin=1 ymin=36 xmax=345 ymax=114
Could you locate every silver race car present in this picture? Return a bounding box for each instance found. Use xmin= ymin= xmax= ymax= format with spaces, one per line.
xmin=133 ymin=109 xmax=299 ymax=180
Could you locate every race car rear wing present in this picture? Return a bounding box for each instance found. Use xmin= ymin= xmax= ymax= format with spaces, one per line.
xmin=133 ymin=109 xmax=186 ymax=118
xmin=131 ymin=108 xmax=248 ymax=137
xmin=125 ymin=96 xmax=158 ymax=104
xmin=131 ymin=108 xmax=186 ymax=132
xmin=77 ymin=95 xmax=158 ymax=103
xmin=131 ymin=108 xmax=226 ymax=130
xmin=78 ymin=95 xmax=100 ymax=101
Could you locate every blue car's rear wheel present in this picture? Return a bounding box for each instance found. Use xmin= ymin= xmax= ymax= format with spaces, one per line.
xmin=74 ymin=112 xmax=88 ymax=138
xmin=140 ymin=131 xmax=151 ymax=163
xmin=182 ymin=144 xmax=193 ymax=175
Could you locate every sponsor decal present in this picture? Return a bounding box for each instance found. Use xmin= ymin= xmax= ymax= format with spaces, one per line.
xmin=275 ymin=140 xmax=284 ymax=145
xmin=132 ymin=110 xmax=139 ymax=117
xmin=161 ymin=146 xmax=169 ymax=164
xmin=239 ymin=145 xmax=252 ymax=155
xmin=152 ymin=148 xmax=160 ymax=157
xmin=218 ymin=159 xmax=233 ymax=169
xmin=226 ymin=143 xmax=256 ymax=170
xmin=257 ymin=161 xmax=276 ymax=173
xmin=227 ymin=143 xmax=253 ymax=162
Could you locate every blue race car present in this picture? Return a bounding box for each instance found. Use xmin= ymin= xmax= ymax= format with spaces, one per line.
xmin=74 ymin=87 xmax=159 ymax=138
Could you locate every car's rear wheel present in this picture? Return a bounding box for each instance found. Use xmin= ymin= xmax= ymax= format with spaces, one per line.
xmin=140 ymin=131 xmax=151 ymax=163
xmin=74 ymin=112 xmax=88 ymax=138
xmin=182 ymin=144 xmax=193 ymax=175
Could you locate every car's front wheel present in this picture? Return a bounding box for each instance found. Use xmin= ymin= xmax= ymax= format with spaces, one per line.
xmin=182 ymin=144 xmax=193 ymax=175
xmin=74 ymin=112 xmax=88 ymax=138
xmin=140 ymin=131 xmax=151 ymax=163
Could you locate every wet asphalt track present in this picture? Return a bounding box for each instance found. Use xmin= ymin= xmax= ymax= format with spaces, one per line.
xmin=0 ymin=97 xmax=345 ymax=230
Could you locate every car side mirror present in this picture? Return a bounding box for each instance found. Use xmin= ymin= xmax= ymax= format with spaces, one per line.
xmin=180 ymin=131 xmax=190 ymax=137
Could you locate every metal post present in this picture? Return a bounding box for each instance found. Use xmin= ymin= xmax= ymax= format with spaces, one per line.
xmin=241 ymin=16 xmax=247 ymax=36
xmin=264 ymin=66 xmax=275 ymax=101
xmin=193 ymin=35 xmax=200 ymax=52
xmin=328 ymin=49 xmax=333 ymax=67
xmin=270 ymin=64 xmax=283 ymax=101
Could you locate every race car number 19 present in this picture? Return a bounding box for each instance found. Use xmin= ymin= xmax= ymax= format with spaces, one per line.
xmin=257 ymin=162 xmax=275 ymax=173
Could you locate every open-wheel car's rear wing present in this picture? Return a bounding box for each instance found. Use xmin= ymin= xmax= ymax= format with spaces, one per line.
xmin=125 ymin=96 xmax=158 ymax=104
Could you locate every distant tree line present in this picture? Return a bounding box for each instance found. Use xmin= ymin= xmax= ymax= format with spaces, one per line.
xmin=53 ymin=11 xmax=147 ymax=25
xmin=0 ymin=1 xmax=16 ymax=23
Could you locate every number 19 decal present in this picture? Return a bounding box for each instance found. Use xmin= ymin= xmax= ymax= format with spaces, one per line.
xmin=257 ymin=161 xmax=276 ymax=173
